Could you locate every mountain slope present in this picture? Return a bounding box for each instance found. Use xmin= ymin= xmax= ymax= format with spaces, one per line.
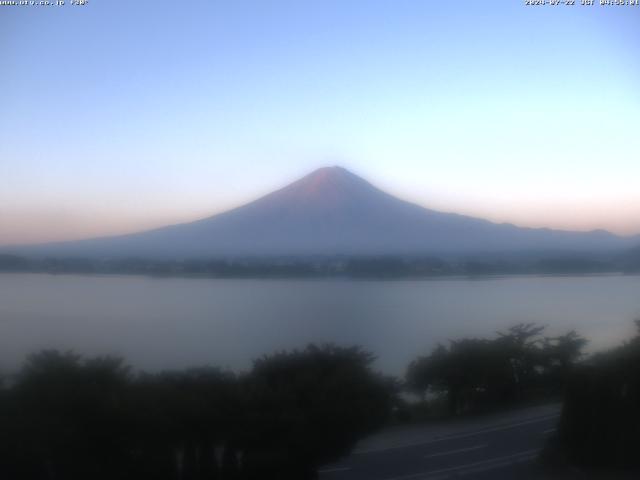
xmin=7 ymin=167 xmax=636 ymax=258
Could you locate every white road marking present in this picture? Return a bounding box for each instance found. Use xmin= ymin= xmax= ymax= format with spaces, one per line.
xmin=355 ymin=413 xmax=559 ymax=454
xmin=318 ymin=466 xmax=351 ymax=474
xmin=543 ymin=428 xmax=556 ymax=434
xmin=382 ymin=449 xmax=539 ymax=480
xmin=423 ymin=443 xmax=487 ymax=459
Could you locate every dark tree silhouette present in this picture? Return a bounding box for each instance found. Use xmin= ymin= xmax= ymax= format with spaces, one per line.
xmin=1 ymin=351 xmax=132 ymax=479
xmin=554 ymin=321 xmax=640 ymax=471
xmin=240 ymin=345 xmax=394 ymax=479
xmin=0 ymin=345 xmax=394 ymax=480
xmin=407 ymin=324 xmax=587 ymax=416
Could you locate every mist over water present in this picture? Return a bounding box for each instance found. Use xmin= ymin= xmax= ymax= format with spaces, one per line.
xmin=1 ymin=273 xmax=639 ymax=375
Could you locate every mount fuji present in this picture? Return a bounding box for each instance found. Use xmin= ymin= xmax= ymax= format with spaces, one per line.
xmin=7 ymin=166 xmax=635 ymax=259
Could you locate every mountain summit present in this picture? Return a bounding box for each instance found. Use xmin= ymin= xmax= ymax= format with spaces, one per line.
xmin=9 ymin=167 xmax=634 ymax=258
xmin=279 ymin=166 xmax=368 ymax=198
xmin=243 ymin=166 xmax=401 ymax=215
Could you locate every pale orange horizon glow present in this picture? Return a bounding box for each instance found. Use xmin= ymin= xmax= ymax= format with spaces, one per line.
xmin=2 ymin=183 xmax=639 ymax=247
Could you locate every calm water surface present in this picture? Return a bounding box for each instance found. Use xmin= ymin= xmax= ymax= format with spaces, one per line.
xmin=1 ymin=273 xmax=639 ymax=375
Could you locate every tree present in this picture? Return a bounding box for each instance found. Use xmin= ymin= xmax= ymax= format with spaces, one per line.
xmin=241 ymin=344 xmax=394 ymax=479
xmin=555 ymin=321 xmax=640 ymax=470
xmin=3 ymin=351 xmax=132 ymax=480
xmin=406 ymin=324 xmax=587 ymax=416
xmin=0 ymin=345 xmax=395 ymax=480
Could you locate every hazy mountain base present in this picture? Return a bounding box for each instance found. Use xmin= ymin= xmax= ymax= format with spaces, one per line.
xmin=1 ymin=251 xmax=638 ymax=278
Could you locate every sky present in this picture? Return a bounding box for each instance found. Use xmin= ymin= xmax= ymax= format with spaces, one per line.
xmin=1 ymin=0 xmax=639 ymax=245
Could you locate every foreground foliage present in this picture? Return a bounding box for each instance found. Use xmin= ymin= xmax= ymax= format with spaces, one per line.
xmin=555 ymin=321 xmax=640 ymax=471
xmin=406 ymin=323 xmax=587 ymax=416
xmin=0 ymin=345 xmax=393 ymax=480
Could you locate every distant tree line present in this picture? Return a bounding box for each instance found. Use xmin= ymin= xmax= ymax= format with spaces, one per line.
xmin=1 ymin=252 xmax=637 ymax=278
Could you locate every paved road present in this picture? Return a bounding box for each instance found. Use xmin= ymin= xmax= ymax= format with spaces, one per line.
xmin=319 ymin=404 xmax=561 ymax=480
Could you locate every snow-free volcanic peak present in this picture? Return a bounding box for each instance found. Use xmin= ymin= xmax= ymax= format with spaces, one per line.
xmin=6 ymin=166 xmax=633 ymax=258
xmin=263 ymin=166 xmax=381 ymax=207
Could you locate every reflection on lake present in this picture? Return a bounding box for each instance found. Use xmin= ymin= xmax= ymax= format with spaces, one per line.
xmin=1 ymin=273 xmax=639 ymax=375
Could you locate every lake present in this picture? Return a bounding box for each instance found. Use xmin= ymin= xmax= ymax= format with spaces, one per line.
xmin=1 ymin=273 xmax=639 ymax=376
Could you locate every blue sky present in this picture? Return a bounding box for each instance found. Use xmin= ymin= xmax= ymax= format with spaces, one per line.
xmin=1 ymin=0 xmax=639 ymax=244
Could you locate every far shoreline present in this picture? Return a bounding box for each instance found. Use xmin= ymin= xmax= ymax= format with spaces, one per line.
xmin=0 ymin=269 xmax=637 ymax=283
